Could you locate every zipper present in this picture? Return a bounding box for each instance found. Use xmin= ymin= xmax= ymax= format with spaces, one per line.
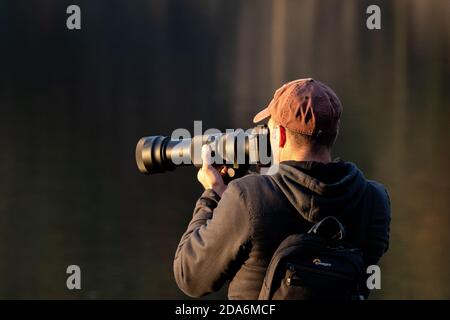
xmin=287 ymin=263 xmax=355 ymax=284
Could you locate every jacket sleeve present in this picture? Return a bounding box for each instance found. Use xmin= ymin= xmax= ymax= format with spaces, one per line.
xmin=173 ymin=182 xmax=251 ymax=297
xmin=361 ymin=183 xmax=392 ymax=298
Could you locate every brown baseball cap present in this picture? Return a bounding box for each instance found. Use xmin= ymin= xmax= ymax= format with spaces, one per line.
xmin=253 ymin=78 xmax=342 ymax=137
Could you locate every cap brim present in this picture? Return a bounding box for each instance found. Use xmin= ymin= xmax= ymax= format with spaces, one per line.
xmin=253 ymin=107 xmax=271 ymax=123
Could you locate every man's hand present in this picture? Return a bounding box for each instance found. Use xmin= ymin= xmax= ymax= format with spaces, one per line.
xmin=197 ymin=145 xmax=228 ymax=197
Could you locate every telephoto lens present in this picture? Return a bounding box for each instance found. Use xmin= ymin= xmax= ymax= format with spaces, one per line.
xmin=135 ymin=125 xmax=271 ymax=179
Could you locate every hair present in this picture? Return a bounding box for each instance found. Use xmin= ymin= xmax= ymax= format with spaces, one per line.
xmin=285 ymin=127 xmax=337 ymax=152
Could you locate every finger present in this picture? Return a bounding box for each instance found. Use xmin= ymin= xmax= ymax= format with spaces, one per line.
xmin=219 ymin=166 xmax=228 ymax=176
xmin=201 ymin=144 xmax=213 ymax=169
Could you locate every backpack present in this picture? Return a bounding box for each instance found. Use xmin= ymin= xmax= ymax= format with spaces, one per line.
xmin=258 ymin=216 xmax=364 ymax=300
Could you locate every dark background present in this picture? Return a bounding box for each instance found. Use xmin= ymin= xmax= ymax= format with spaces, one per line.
xmin=0 ymin=0 xmax=449 ymax=299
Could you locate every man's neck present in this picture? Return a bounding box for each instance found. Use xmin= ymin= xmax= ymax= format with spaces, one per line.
xmin=280 ymin=148 xmax=332 ymax=164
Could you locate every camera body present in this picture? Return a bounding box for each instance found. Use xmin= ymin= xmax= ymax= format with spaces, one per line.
xmin=136 ymin=125 xmax=272 ymax=180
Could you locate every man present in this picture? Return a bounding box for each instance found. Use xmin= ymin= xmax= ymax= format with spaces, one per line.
xmin=173 ymin=78 xmax=391 ymax=299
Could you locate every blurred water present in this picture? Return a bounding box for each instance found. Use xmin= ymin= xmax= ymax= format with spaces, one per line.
xmin=0 ymin=0 xmax=449 ymax=299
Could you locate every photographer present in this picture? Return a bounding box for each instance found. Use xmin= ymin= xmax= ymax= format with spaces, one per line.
xmin=173 ymin=78 xmax=391 ymax=299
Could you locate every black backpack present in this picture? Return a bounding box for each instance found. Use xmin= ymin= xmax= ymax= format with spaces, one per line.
xmin=258 ymin=216 xmax=364 ymax=300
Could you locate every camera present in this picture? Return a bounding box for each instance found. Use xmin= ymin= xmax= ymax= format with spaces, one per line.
xmin=135 ymin=124 xmax=272 ymax=180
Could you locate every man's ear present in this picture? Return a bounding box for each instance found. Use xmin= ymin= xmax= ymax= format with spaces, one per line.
xmin=279 ymin=126 xmax=286 ymax=148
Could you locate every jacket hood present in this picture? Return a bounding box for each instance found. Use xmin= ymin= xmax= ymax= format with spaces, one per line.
xmin=270 ymin=160 xmax=368 ymax=223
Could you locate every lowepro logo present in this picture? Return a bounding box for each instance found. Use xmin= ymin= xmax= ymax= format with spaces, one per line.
xmin=313 ymin=258 xmax=332 ymax=267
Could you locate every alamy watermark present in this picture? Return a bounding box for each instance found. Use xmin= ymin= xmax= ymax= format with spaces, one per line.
xmin=66 ymin=4 xmax=381 ymax=31
xmin=366 ymin=264 xmax=381 ymax=290
xmin=170 ymin=120 xmax=273 ymax=171
xmin=66 ymin=265 xmax=81 ymax=290
xmin=64 ymin=263 xmax=381 ymax=292
xmin=366 ymin=5 xmax=382 ymax=30
xmin=66 ymin=5 xmax=81 ymax=30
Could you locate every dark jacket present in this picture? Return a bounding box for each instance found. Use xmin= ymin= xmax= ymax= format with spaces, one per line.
xmin=173 ymin=160 xmax=391 ymax=299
